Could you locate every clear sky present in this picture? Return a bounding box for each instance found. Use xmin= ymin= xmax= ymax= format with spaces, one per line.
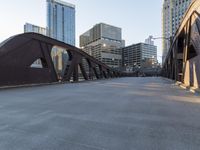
xmin=0 ymin=0 xmax=163 ymax=62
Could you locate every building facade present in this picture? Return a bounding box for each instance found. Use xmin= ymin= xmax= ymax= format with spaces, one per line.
xmin=122 ymin=43 xmax=157 ymax=70
xmin=80 ymin=23 xmax=125 ymax=68
xmin=162 ymin=0 xmax=192 ymax=64
xmin=172 ymin=0 xmax=192 ymax=35
xmin=47 ymin=0 xmax=75 ymax=46
xmin=162 ymin=0 xmax=173 ymax=63
xmin=24 ymin=23 xmax=47 ymax=36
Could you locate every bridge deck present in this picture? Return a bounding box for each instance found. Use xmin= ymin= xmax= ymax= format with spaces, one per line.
xmin=0 ymin=77 xmax=200 ymax=150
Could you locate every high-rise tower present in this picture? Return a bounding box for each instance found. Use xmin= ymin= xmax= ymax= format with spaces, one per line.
xmin=47 ymin=0 xmax=75 ymax=46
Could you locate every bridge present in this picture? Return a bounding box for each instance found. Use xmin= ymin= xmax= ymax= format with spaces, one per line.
xmin=0 ymin=0 xmax=200 ymax=89
xmin=162 ymin=0 xmax=200 ymax=90
xmin=0 ymin=32 xmax=121 ymax=87
xmin=0 ymin=0 xmax=200 ymax=149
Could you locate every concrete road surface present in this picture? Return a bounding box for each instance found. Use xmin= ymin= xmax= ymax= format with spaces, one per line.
xmin=0 ymin=77 xmax=200 ymax=150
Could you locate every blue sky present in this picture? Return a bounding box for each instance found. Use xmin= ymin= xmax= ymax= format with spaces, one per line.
xmin=0 ymin=0 xmax=163 ymax=62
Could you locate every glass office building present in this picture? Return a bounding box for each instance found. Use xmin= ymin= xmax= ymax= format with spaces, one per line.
xmin=24 ymin=23 xmax=47 ymax=36
xmin=47 ymin=0 xmax=75 ymax=46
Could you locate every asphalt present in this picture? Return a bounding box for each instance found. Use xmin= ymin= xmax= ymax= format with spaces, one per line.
xmin=0 ymin=77 xmax=200 ymax=150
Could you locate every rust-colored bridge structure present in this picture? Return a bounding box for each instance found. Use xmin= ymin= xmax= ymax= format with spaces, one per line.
xmin=0 ymin=33 xmax=122 ymax=87
xmin=162 ymin=0 xmax=200 ymax=89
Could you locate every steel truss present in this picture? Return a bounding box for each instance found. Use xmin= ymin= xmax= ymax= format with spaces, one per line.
xmin=162 ymin=0 xmax=200 ymax=88
xmin=0 ymin=33 xmax=121 ymax=86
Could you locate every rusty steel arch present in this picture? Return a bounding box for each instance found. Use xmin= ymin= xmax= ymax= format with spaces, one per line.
xmin=162 ymin=0 xmax=200 ymax=89
xmin=0 ymin=33 xmax=121 ymax=86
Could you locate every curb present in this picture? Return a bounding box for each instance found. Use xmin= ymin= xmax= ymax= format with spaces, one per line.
xmin=0 ymin=82 xmax=61 ymax=90
xmin=0 ymin=78 xmax=117 ymax=90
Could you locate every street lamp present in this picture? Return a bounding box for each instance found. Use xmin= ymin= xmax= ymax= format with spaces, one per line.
xmin=151 ymin=36 xmax=173 ymax=49
xmin=150 ymin=36 xmax=173 ymax=64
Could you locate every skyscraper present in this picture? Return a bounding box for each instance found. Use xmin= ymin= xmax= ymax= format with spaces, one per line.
xmin=47 ymin=0 xmax=75 ymax=46
xmin=172 ymin=0 xmax=192 ymax=35
xmin=162 ymin=0 xmax=192 ymax=64
xmin=80 ymin=23 xmax=125 ymax=69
